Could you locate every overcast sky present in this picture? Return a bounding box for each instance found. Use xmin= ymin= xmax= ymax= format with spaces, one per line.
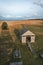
xmin=0 ymin=0 xmax=43 ymax=20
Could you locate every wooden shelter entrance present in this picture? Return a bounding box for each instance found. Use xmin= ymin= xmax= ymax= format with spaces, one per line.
xmin=26 ymin=36 xmax=31 ymax=42
xmin=21 ymin=30 xmax=35 ymax=44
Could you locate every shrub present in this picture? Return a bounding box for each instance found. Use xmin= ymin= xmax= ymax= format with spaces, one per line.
xmin=2 ymin=22 xmax=8 ymax=30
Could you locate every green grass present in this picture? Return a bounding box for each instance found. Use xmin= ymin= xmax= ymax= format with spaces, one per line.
xmin=26 ymin=25 xmax=43 ymax=33
xmin=27 ymin=25 xmax=43 ymax=53
xmin=14 ymin=25 xmax=43 ymax=65
xmin=0 ymin=25 xmax=43 ymax=65
xmin=0 ymin=30 xmax=14 ymax=65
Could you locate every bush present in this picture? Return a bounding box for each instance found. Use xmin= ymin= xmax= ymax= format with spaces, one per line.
xmin=2 ymin=22 xmax=8 ymax=30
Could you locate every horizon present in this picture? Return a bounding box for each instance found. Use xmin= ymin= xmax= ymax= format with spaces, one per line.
xmin=0 ymin=0 xmax=43 ymax=20
xmin=0 ymin=19 xmax=43 ymax=21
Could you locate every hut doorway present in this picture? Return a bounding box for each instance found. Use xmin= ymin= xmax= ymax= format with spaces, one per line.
xmin=26 ymin=36 xmax=31 ymax=42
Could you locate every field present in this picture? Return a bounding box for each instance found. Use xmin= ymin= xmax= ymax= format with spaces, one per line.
xmin=13 ymin=25 xmax=43 ymax=65
xmin=0 ymin=20 xmax=43 ymax=65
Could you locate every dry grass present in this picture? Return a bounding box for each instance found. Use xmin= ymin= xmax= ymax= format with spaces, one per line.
xmin=0 ymin=19 xmax=43 ymax=32
xmin=0 ymin=19 xmax=43 ymax=27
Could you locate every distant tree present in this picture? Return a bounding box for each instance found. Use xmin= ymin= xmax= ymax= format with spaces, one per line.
xmin=2 ymin=22 xmax=8 ymax=30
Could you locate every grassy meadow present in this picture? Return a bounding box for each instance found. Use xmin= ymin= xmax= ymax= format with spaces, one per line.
xmin=12 ymin=24 xmax=43 ymax=65
xmin=0 ymin=20 xmax=43 ymax=65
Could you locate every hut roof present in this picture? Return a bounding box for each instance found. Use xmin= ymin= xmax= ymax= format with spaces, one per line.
xmin=19 ymin=27 xmax=28 ymax=35
xmin=22 ymin=30 xmax=35 ymax=36
xmin=19 ymin=28 xmax=35 ymax=36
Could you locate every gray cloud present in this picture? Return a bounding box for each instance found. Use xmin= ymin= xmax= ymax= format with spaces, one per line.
xmin=34 ymin=1 xmax=43 ymax=8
